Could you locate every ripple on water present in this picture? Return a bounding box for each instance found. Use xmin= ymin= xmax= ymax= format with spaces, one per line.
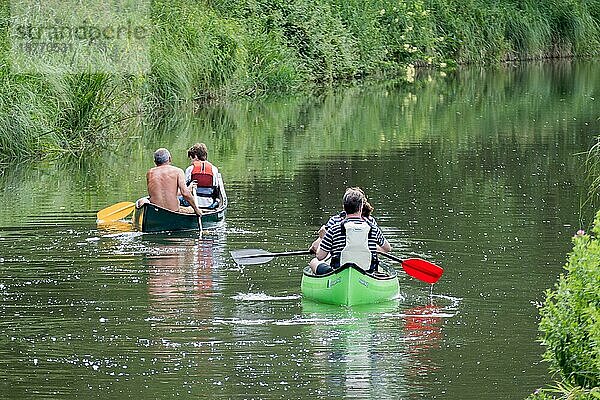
xmin=232 ymin=292 xmax=301 ymax=301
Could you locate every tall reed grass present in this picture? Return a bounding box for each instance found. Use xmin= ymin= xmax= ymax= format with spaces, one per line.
xmin=0 ymin=72 xmax=138 ymax=163
xmin=584 ymin=137 xmax=600 ymax=214
xmin=1 ymin=0 xmax=600 ymax=162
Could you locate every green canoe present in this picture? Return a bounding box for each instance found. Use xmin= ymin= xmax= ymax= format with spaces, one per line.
xmin=132 ymin=202 xmax=226 ymax=232
xmin=132 ymin=175 xmax=227 ymax=233
xmin=301 ymin=263 xmax=400 ymax=306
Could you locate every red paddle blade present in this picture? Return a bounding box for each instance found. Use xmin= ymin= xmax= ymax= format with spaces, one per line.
xmin=402 ymin=258 xmax=444 ymax=284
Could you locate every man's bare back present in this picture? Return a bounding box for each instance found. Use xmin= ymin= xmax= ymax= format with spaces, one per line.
xmin=146 ymin=164 xmax=186 ymax=212
xmin=142 ymin=148 xmax=201 ymax=215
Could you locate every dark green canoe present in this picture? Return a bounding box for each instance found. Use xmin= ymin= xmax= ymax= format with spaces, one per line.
xmin=301 ymin=262 xmax=399 ymax=306
xmin=132 ymin=175 xmax=227 ymax=233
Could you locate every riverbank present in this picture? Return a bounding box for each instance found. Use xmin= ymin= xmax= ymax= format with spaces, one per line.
xmin=1 ymin=0 xmax=600 ymax=161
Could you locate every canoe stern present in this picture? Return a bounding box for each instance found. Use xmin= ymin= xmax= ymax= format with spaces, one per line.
xmin=301 ymin=264 xmax=399 ymax=306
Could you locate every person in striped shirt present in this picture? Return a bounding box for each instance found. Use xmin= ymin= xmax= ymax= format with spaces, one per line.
xmin=308 ymin=188 xmax=377 ymax=254
xmin=309 ymin=187 xmax=391 ymax=275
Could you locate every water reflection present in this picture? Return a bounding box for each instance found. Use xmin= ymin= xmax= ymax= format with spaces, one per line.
xmin=404 ymin=303 xmax=442 ymax=353
xmin=145 ymin=235 xmax=219 ymax=329
xmin=96 ymin=220 xmax=133 ymax=233
xmin=301 ymin=297 xmax=451 ymax=398
xmin=403 ymin=303 xmax=443 ymax=394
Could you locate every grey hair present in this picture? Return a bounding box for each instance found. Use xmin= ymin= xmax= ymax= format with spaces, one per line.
xmin=154 ymin=148 xmax=171 ymax=165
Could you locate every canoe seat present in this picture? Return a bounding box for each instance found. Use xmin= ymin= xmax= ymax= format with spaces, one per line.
xmin=178 ymin=201 xmax=219 ymax=214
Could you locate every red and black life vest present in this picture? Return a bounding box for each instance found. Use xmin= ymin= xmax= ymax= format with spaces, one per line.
xmin=191 ymin=161 xmax=214 ymax=187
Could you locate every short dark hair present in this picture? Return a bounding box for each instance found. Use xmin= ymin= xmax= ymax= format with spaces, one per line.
xmin=343 ymin=187 xmax=365 ymax=214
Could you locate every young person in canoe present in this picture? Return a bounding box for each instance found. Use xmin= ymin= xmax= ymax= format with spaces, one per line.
xmin=309 ymin=187 xmax=391 ymax=275
xmin=180 ymin=143 xmax=221 ymax=209
xmin=308 ymin=187 xmax=378 ymax=254
xmin=136 ymin=148 xmax=202 ymax=216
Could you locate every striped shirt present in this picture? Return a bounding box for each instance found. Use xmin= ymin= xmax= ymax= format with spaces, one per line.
xmin=320 ymin=217 xmax=386 ymax=259
xmin=324 ymin=212 xmax=378 ymax=231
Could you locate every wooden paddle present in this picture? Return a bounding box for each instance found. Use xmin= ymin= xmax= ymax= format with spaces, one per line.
xmin=231 ymin=249 xmax=312 ymax=265
xmin=377 ymin=252 xmax=444 ymax=284
xmin=96 ymin=201 xmax=135 ymax=222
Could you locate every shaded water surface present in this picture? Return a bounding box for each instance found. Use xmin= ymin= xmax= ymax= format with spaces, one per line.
xmin=1 ymin=61 xmax=598 ymax=399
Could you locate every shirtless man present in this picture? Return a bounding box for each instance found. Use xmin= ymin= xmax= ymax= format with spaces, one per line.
xmin=139 ymin=148 xmax=202 ymax=216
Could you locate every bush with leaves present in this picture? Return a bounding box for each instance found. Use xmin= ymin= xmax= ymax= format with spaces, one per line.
xmin=529 ymin=211 xmax=600 ymax=399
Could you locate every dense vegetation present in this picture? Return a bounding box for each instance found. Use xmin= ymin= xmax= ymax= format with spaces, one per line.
xmin=529 ymin=143 xmax=600 ymax=399
xmin=528 ymin=213 xmax=600 ymax=399
xmin=1 ymin=0 xmax=600 ymax=161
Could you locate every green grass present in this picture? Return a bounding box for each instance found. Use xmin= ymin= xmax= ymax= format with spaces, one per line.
xmin=0 ymin=72 xmax=138 ymax=162
xmin=1 ymin=0 xmax=600 ymax=161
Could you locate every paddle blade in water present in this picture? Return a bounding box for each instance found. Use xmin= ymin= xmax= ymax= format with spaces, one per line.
xmin=402 ymin=258 xmax=444 ymax=284
xmin=230 ymin=249 xmax=275 ymax=265
xmin=97 ymin=202 xmax=135 ymax=222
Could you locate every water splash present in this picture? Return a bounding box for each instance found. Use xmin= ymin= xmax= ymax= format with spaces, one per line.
xmin=232 ymin=292 xmax=301 ymax=301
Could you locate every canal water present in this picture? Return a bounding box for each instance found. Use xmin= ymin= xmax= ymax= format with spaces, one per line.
xmin=0 ymin=61 xmax=598 ymax=399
